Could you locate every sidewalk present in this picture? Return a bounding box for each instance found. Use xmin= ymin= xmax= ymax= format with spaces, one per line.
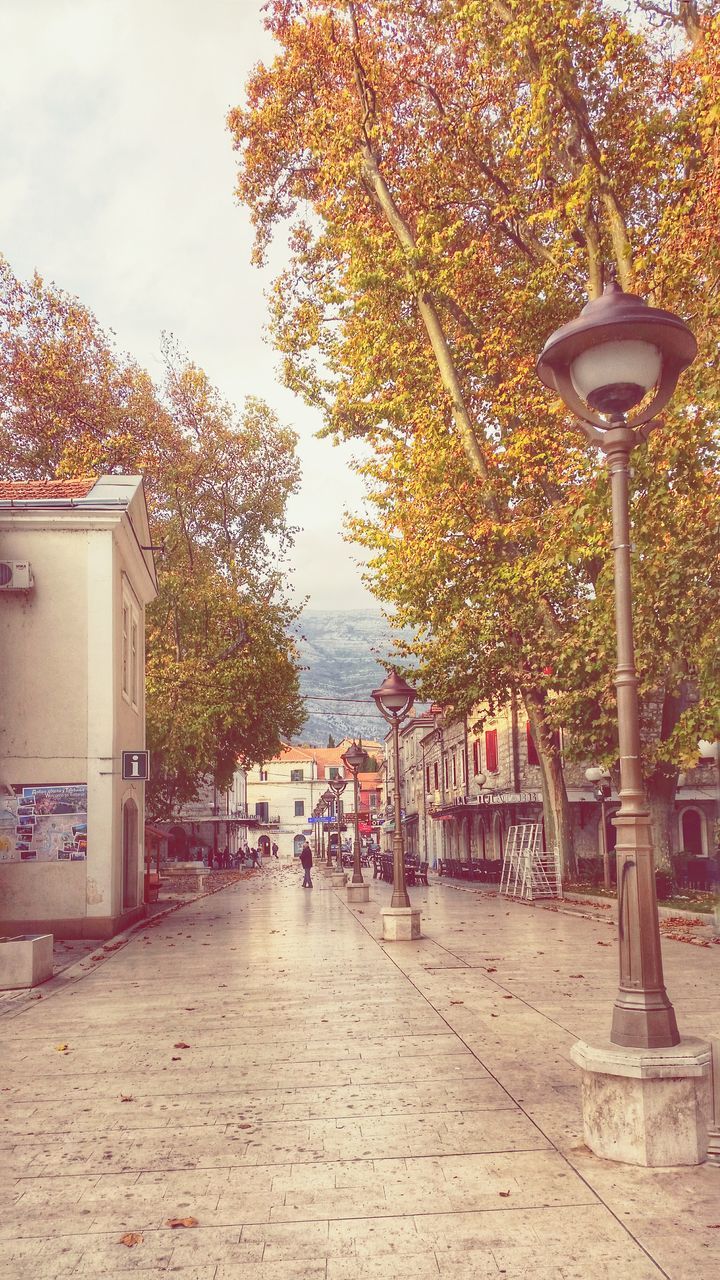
xmin=2 ymin=863 xmax=718 ymax=1279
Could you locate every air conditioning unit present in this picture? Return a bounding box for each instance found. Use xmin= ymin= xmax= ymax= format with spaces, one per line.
xmin=0 ymin=561 xmax=33 ymax=591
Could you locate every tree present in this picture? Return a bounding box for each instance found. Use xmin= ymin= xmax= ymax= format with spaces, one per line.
xmin=0 ymin=258 xmax=306 ymax=816
xmin=327 ymin=733 xmax=336 ymax=747
xmin=230 ymin=0 xmax=720 ymax=868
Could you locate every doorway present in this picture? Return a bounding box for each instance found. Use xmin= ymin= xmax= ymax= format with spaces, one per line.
xmin=122 ymin=799 xmax=139 ymax=908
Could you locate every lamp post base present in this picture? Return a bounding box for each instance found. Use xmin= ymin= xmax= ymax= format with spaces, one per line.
xmin=570 ymin=1037 xmax=712 ymax=1167
xmin=330 ymin=871 xmax=348 ymax=888
xmin=381 ymin=905 xmax=421 ymax=941
xmin=346 ymin=882 xmax=370 ymax=904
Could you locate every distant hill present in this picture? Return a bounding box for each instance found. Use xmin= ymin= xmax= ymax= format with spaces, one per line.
xmin=294 ymin=608 xmax=405 ymax=746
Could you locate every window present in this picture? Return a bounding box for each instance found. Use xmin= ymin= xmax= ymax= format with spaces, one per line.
xmin=329 ymin=766 xmax=340 ymax=779
xmin=526 ymin=722 xmax=540 ymax=767
xmin=369 ymin=793 xmax=377 ymax=809
xmin=131 ymin=618 xmax=139 ymax=708
xmin=485 ymin=729 xmax=498 ymax=773
xmin=433 ymin=761 xmax=439 ymax=789
xmin=121 ymin=603 xmax=129 ymax=698
xmin=259 ymin=769 xmax=268 ymax=782
xmin=425 ymin=765 xmax=431 ymax=792
xmin=444 ymin=757 xmax=449 ymax=788
xmin=451 ymin=754 xmax=457 ymax=787
xmin=255 ymin=802 xmax=269 ymax=821
xmin=290 ymin=768 xmax=304 ymax=782
xmin=121 ymin=584 xmax=141 ymax=710
xmin=461 ymin=752 xmax=466 ymax=785
xmin=472 ymin=739 xmax=480 ymax=775
xmin=294 ymin=800 xmax=305 ymax=817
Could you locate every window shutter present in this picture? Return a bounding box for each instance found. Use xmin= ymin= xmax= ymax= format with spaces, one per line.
xmin=485 ymin=729 xmax=498 ymax=773
xmin=472 ymin=740 xmax=479 ymax=775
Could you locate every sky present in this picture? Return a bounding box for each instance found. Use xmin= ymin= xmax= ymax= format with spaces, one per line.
xmin=0 ymin=0 xmax=375 ymax=610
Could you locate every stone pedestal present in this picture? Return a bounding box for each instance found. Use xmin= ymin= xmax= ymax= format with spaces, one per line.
xmin=330 ymin=872 xmax=348 ymax=889
xmin=347 ymin=882 xmax=370 ymax=904
xmin=0 ymin=933 xmax=54 ymax=989
xmin=381 ymin=906 xmax=422 ymax=941
xmin=570 ymin=1037 xmax=712 ymax=1167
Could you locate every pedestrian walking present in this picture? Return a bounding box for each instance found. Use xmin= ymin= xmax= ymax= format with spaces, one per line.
xmin=271 ymin=841 xmax=279 ymax=859
xmin=300 ymin=841 xmax=313 ymax=888
xmin=251 ymin=846 xmax=261 ymax=868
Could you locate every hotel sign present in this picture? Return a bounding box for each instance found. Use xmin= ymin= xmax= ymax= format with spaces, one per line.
xmin=478 ymin=791 xmax=541 ymax=805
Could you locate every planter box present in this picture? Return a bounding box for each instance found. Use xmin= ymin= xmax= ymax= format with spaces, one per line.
xmin=0 ymin=933 xmax=54 ymax=989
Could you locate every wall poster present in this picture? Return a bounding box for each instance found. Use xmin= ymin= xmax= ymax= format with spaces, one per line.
xmin=0 ymin=785 xmax=87 ymax=863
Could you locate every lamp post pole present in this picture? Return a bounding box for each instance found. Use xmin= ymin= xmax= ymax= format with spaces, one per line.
xmin=586 ymin=767 xmax=611 ymax=890
xmin=372 ymin=671 xmax=418 ymax=912
xmin=328 ymin=776 xmax=347 ymax=880
xmin=341 ymin=741 xmax=366 ymax=886
xmin=537 ymin=281 xmax=697 ymax=1051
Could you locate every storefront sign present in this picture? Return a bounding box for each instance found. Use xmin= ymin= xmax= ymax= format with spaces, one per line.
xmin=478 ymin=791 xmax=541 ymax=805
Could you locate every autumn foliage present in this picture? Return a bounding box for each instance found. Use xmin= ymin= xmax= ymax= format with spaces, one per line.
xmin=0 ymin=258 xmax=305 ymax=817
xmin=230 ymin=0 xmax=719 ymax=866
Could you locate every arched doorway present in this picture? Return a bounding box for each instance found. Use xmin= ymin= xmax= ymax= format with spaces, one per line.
xmin=492 ymin=812 xmax=504 ymax=860
xmin=681 ymin=808 xmax=705 ymax=857
xmin=122 ymin=799 xmax=139 ymax=909
xmin=258 ymin=834 xmax=271 ymax=860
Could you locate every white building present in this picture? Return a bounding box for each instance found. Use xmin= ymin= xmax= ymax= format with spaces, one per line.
xmin=0 ymin=476 xmax=157 ymax=938
xmin=242 ymin=745 xmax=355 ymax=858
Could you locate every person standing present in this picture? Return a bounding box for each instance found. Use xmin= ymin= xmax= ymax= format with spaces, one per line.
xmin=300 ymin=841 xmax=313 ymax=889
xmin=271 ymin=841 xmax=279 ymax=860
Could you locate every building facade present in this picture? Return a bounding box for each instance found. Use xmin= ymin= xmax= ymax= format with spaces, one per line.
xmin=0 ymin=476 xmax=157 ymax=938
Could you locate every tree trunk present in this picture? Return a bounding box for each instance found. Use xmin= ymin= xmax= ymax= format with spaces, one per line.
xmin=524 ymin=688 xmax=576 ymax=878
xmin=645 ymin=763 xmax=678 ymax=871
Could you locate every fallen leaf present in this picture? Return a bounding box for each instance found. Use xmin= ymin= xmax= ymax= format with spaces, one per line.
xmin=119 ymin=1232 xmax=143 ymax=1247
xmin=485 ymin=967 xmax=497 ymax=973
xmin=450 ymin=1000 xmax=464 ymax=1005
xmin=54 ymin=1043 xmax=69 ymax=1052
xmin=173 ymin=1042 xmax=191 ymax=1049
xmin=238 ymin=1122 xmax=252 ymax=1129
xmin=171 ymin=1056 xmax=181 ymax=1061
xmin=596 ymin=941 xmax=611 ymax=946
xmin=569 ymin=974 xmax=585 ymax=979
xmin=499 ymin=1191 xmax=511 ymax=1197
xmin=166 ymin=1217 xmax=199 ymax=1228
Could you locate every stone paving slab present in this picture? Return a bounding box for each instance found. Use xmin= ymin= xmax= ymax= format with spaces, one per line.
xmin=2 ymin=865 xmax=719 ymax=1279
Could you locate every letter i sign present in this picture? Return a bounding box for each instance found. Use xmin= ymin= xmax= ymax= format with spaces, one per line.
xmin=122 ymin=750 xmax=150 ymax=781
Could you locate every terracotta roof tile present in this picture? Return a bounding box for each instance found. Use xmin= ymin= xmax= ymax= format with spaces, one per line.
xmin=0 ymin=478 xmax=97 ymax=501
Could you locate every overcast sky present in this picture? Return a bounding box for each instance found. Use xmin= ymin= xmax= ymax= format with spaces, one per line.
xmin=0 ymin=0 xmax=375 ymax=609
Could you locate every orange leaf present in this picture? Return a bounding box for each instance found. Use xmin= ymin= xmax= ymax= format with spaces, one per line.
xmin=119 ymin=1232 xmax=143 ymax=1247
xmin=166 ymin=1216 xmax=199 ymax=1229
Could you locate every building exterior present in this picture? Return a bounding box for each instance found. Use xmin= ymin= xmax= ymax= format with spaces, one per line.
xmin=242 ymin=745 xmax=350 ymax=858
xmin=240 ymin=741 xmax=387 ymax=858
xmin=386 ymin=699 xmax=718 ymax=874
xmin=0 ymin=476 xmax=157 ymax=938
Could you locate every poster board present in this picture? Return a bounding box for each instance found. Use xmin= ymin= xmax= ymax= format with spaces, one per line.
xmin=0 ymin=785 xmax=88 ymax=863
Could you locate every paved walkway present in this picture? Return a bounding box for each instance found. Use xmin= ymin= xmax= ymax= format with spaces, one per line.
xmin=2 ymin=864 xmax=719 ymax=1279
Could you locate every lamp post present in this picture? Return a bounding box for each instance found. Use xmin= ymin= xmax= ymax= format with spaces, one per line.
xmin=538 ymin=281 xmax=698 ymax=1050
xmin=327 ymin=775 xmax=347 ymax=883
xmin=372 ymin=671 xmax=421 ymax=939
xmin=320 ymin=789 xmax=334 ymax=868
xmin=430 ymin=704 xmax=446 ymax=868
xmin=341 ymin=740 xmax=370 ymax=902
xmin=537 ymin=282 xmax=715 ymax=1167
xmin=586 ymin=767 xmax=612 ymax=890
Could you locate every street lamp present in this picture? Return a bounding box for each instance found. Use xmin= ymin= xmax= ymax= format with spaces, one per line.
xmin=327 ymin=775 xmax=347 ymax=879
xmin=341 ymin=740 xmax=369 ymax=901
xmin=537 ymin=280 xmax=697 ymax=1051
xmin=372 ymin=670 xmax=417 ymax=914
xmin=321 ymin=789 xmax=334 ymax=867
xmin=585 ymin=767 xmax=612 ymax=890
